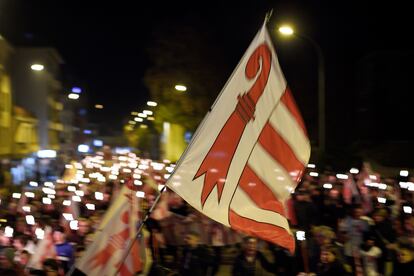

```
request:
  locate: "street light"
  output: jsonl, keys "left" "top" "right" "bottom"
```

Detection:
{"left": 175, "top": 84, "right": 187, "bottom": 92}
{"left": 31, "top": 64, "right": 44, "bottom": 71}
{"left": 278, "top": 25, "right": 326, "bottom": 154}
{"left": 68, "top": 93, "right": 80, "bottom": 100}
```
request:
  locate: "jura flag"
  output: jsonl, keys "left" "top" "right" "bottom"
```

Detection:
{"left": 76, "top": 184, "right": 143, "bottom": 276}
{"left": 166, "top": 22, "right": 310, "bottom": 253}
{"left": 27, "top": 226, "right": 57, "bottom": 270}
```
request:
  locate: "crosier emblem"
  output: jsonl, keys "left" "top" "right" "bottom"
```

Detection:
{"left": 193, "top": 43, "right": 272, "bottom": 207}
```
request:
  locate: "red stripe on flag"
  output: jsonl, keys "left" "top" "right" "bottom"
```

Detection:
{"left": 280, "top": 88, "right": 308, "bottom": 136}
{"left": 259, "top": 123, "right": 305, "bottom": 182}
{"left": 229, "top": 209, "right": 295, "bottom": 254}
{"left": 238, "top": 165, "right": 286, "bottom": 215}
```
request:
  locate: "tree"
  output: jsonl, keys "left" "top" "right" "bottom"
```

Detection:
{"left": 144, "top": 21, "right": 226, "bottom": 133}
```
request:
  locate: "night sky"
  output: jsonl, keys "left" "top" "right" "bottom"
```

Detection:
{"left": 1, "top": 1, "right": 413, "bottom": 161}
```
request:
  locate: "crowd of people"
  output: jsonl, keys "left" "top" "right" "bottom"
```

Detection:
{"left": 1, "top": 148, "right": 414, "bottom": 275}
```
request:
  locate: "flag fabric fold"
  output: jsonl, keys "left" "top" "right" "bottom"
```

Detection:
{"left": 166, "top": 21, "right": 310, "bottom": 254}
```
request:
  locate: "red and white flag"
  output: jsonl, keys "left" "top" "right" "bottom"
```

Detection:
{"left": 76, "top": 184, "right": 144, "bottom": 276}
{"left": 166, "top": 21, "right": 310, "bottom": 253}
{"left": 27, "top": 226, "right": 57, "bottom": 269}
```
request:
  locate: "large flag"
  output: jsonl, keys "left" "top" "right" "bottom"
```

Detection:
{"left": 166, "top": 21, "right": 310, "bottom": 253}
{"left": 75, "top": 184, "right": 144, "bottom": 276}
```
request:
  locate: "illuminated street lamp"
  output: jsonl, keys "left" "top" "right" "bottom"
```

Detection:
{"left": 147, "top": 101, "right": 157, "bottom": 107}
{"left": 95, "top": 104, "right": 104, "bottom": 109}
{"left": 278, "top": 25, "right": 326, "bottom": 154}
{"left": 72, "top": 87, "right": 82, "bottom": 93}
{"left": 175, "top": 84, "right": 187, "bottom": 92}
{"left": 68, "top": 93, "right": 80, "bottom": 100}
{"left": 31, "top": 64, "right": 44, "bottom": 71}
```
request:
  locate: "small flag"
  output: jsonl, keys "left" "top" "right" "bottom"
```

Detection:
{"left": 166, "top": 21, "right": 310, "bottom": 253}
{"left": 27, "top": 226, "right": 57, "bottom": 269}
{"left": 75, "top": 184, "right": 144, "bottom": 276}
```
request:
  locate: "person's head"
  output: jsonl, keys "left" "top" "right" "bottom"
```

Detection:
{"left": 77, "top": 218, "right": 90, "bottom": 236}
{"left": 19, "top": 250, "right": 30, "bottom": 266}
{"left": 16, "top": 217, "right": 27, "bottom": 232}
{"left": 8, "top": 202, "right": 17, "bottom": 213}
{"left": 43, "top": 258, "right": 59, "bottom": 276}
{"left": 397, "top": 238, "right": 414, "bottom": 264}
{"left": 0, "top": 231, "right": 11, "bottom": 246}
{"left": 403, "top": 216, "right": 414, "bottom": 233}
{"left": 313, "top": 226, "right": 335, "bottom": 246}
{"left": 398, "top": 248, "right": 414, "bottom": 264}
{"left": 0, "top": 247, "right": 15, "bottom": 268}
{"left": 184, "top": 231, "right": 200, "bottom": 248}
{"left": 373, "top": 208, "right": 387, "bottom": 223}
{"left": 364, "top": 235, "right": 376, "bottom": 248}
{"left": 320, "top": 246, "right": 337, "bottom": 264}
{"left": 310, "top": 185, "right": 321, "bottom": 196}
{"left": 328, "top": 188, "right": 340, "bottom": 200}
{"left": 243, "top": 236, "right": 258, "bottom": 257}
{"left": 13, "top": 235, "right": 28, "bottom": 250}
{"left": 295, "top": 188, "right": 308, "bottom": 201}
{"left": 53, "top": 225, "right": 66, "bottom": 244}
{"left": 352, "top": 206, "right": 363, "bottom": 219}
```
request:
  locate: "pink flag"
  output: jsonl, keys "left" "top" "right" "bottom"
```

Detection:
{"left": 76, "top": 184, "right": 144, "bottom": 276}
{"left": 166, "top": 21, "right": 310, "bottom": 253}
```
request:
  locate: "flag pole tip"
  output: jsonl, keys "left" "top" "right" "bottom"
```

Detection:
{"left": 265, "top": 9, "right": 274, "bottom": 23}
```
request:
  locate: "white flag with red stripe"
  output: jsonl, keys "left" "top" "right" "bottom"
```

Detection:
{"left": 75, "top": 184, "right": 144, "bottom": 276}
{"left": 166, "top": 21, "right": 310, "bottom": 253}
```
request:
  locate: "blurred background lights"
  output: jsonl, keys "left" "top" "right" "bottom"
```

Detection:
{"left": 175, "top": 84, "right": 187, "bottom": 91}
{"left": 68, "top": 93, "right": 80, "bottom": 100}
{"left": 403, "top": 206, "right": 412, "bottom": 214}
{"left": 26, "top": 215, "right": 35, "bottom": 225}
{"left": 136, "top": 191, "right": 145, "bottom": 198}
{"left": 35, "top": 228, "right": 44, "bottom": 240}
{"left": 31, "top": 64, "right": 44, "bottom": 71}
{"left": 400, "top": 170, "right": 409, "bottom": 177}
{"left": 37, "top": 150, "right": 57, "bottom": 158}
{"left": 350, "top": 168, "right": 359, "bottom": 174}
{"left": 78, "top": 144, "right": 90, "bottom": 153}
{"left": 5, "top": 226, "right": 13, "bottom": 237}
{"left": 93, "top": 139, "right": 103, "bottom": 147}
{"left": 147, "top": 101, "right": 157, "bottom": 106}
{"left": 323, "top": 183, "right": 333, "bottom": 189}
{"left": 71, "top": 87, "right": 82, "bottom": 93}
{"left": 95, "top": 192, "right": 104, "bottom": 200}
{"left": 70, "top": 220, "right": 79, "bottom": 230}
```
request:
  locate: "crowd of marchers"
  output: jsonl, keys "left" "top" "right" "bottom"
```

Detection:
{"left": 1, "top": 152, "right": 414, "bottom": 276}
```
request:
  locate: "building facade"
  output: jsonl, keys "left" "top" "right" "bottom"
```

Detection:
{"left": 11, "top": 47, "right": 64, "bottom": 151}
{"left": 0, "top": 35, "right": 13, "bottom": 157}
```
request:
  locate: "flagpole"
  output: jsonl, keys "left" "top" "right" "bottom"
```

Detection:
{"left": 264, "top": 9, "right": 273, "bottom": 23}
{"left": 112, "top": 185, "right": 166, "bottom": 276}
